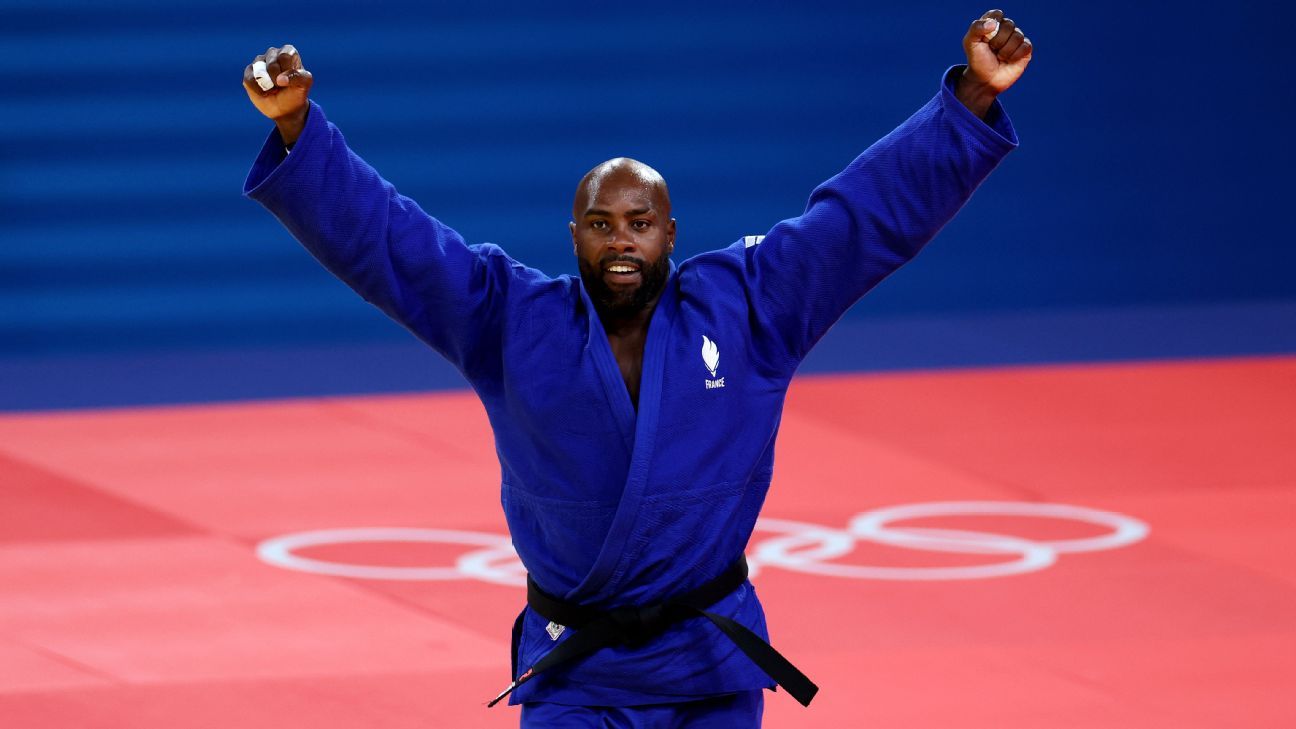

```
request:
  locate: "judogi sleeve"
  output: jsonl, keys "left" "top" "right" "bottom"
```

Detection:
{"left": 745, "top": 65, "right": 1019, "bottom": 369}
{"left": 243, "top": 100, "right": 510, "bottom": 376}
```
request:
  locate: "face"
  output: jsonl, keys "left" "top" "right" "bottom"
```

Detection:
{"left": 570, "top": 164, "right": 676, "bottom": 317}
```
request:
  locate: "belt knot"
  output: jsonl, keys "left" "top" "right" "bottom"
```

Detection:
{"left": 609, "top": 603, "right": 667, "bottom": 644}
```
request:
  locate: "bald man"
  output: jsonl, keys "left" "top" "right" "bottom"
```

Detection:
{"left": 243, "top": 10, "right": 1031, "bottom": 727}
{"left": 570, "top": 158, "right": 676, "bottom": 408}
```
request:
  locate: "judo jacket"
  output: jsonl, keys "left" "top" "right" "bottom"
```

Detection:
{"left": 245, "top": 64, "right": 1019, "bottom": 706}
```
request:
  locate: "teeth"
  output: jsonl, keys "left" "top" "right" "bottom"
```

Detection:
{"left": 608, "top": 266, "right": 637, "bottom": 273}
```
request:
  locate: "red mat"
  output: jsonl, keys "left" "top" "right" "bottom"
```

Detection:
{"left": 2, "top": 356, "right": 1293, "bottom": 727}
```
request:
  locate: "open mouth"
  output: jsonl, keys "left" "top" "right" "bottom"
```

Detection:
{"left": 603, "top": 262, "right": 641, "bottom": 285}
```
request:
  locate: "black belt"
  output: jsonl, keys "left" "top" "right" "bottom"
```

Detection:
{"left": 487, "top": 556, "right": 818, "bottom": 707}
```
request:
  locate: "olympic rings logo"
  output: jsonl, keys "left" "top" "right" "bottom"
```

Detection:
{"left": 255, "top": 501, "right": 1148, "bottom": 584}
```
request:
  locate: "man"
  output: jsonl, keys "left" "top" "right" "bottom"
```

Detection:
{"left": 242, "top": 9, "right": 1031, "bottom": 726}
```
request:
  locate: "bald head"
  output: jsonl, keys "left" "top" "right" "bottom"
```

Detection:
{"left": 572, "top": 157, "right": 672, "bottom": 221}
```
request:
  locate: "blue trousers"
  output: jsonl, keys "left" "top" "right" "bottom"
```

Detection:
{"left": 520, "top": 690, "right": 764, "bottom": 728}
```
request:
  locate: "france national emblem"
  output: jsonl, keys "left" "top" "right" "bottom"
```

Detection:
{"left": 546, "top": 621, "right": 565, "bottom": 640}
{"left": 702, "top": 335, "right": 724, "bottom": 389}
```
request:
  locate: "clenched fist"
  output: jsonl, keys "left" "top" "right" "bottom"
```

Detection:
{"left": 243, "top": 45, "right": 314, "bottom": 145}
{"left": 956, "top": 9, "right": 1033, "bottom": 119}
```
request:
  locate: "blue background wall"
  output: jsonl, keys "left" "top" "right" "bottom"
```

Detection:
{"left": 2, "top": 1, "right": 1292, "bottom": 405}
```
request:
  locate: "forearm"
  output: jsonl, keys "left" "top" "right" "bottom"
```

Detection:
{"left": 274, "top": 105, "right": 310, "bottom": 147}
{"left": 954, "top": 70, "right": 998, "bottom": 120}
{"left": 798, "top": 65, "right": 1018, "bottom": 270}
{"left": 243, "top": 101, "right": 502, "bottom": 366}
{"left": 749, "top": 65, "right": 1019, "bottom": 363}
{"left": 839, "top": 64, "right": 1017, "bottom": 258}
{"left": 246, "top": 101, "right": 429, "bottom": 315}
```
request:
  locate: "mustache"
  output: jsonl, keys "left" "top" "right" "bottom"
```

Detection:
{"left": 600, "top": 254, "right": 644, "bottom": 268}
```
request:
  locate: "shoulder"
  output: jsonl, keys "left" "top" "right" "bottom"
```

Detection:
{"left": 473, "top": 242, "right": 578, "bottom": 301}
{"left": 674, "top": 235, "right": 772, "bottom": 305}
{"left": 472, "top": 242, "right": 553, "bottom": 283}
{"left": 678, "top": 235, "right": 767, "bottom": 277}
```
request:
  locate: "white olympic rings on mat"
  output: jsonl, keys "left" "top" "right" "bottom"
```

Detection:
{"left": 256, "top": 527, "right": 525, "bottom": 586}
{"left": 255, "top": 501, "right": 1148, "bottom": 585}
{"left": 750, "top": 501, "right": 1147, "bottom": 580}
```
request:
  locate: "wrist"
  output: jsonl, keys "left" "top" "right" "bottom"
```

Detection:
{"left": 955, "top": 71, "right": 997, "bottom": 120}
{"left": 274, "top": 105, "right": 309, "bottom": 147}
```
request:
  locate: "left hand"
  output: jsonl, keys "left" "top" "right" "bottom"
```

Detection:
{"left": 957, "top": 9, "right": 1033, "bottom": 116}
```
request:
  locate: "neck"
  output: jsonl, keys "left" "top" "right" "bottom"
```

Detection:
{"left": 597, "top": 294, "right": 660, "bottom": 338}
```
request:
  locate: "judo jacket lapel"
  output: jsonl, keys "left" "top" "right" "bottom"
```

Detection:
{"left": 566, "top": 269, "right": 679, "bottom": 604}
{"left": 581, "top": 284, "right": 636, "bottom": 457}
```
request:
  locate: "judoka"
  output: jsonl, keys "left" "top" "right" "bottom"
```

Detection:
{"left": 242, "top": 8, "right": 1032, "bottom": 726}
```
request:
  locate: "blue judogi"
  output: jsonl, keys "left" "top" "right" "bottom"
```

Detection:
{"left": 245, "top": 64, "right": 1017, "bottom": 715}
{"left": 520, "top": 689, "right": 764, "bottom": 727}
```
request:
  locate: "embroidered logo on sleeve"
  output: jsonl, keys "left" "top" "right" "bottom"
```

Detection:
{"left": 546, "top": 621, "right": 565, "bottom": 640}
{"left": 702, "top": 335, "right": 724, "bottom": 389}
{"left": 743, "top": 235, "right": 765, "bottom": 247}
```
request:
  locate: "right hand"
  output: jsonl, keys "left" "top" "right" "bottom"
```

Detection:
{"left": 243, "top": 45, "right": 313, "bottom": 144}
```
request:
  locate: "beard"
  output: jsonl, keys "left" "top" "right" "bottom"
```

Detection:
{"left": 578, "top": 253, "right": 671, "bottom": 318}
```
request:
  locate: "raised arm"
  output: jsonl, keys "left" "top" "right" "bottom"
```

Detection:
{"left": 240, "top": 45, "right": 512, "bottom": 376}
{"left": 743, "top": 10, "right": 1032, "bottom": 368}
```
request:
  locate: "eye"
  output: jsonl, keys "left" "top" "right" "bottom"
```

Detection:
{"left": 632, "top": 220, "right": 650, "bottom": 230}
{"left": 590, "top": 220, "right": 608, "bottom": 230}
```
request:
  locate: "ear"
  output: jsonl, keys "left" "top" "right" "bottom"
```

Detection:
{"left": 569, "top": 220, "right": 577, "bottom": 254}
{"left": 667, "top": 218, "right": 677, "bottom": 253}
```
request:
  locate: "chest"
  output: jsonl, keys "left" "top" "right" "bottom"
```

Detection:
{"left": 606, "top": 332, "right": 647, "bottom": 408}
{"left": 492, "top": 281, "right": 790, "bottom": 503}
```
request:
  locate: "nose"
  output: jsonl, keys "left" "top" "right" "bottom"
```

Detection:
{"left": 606, "top": 225, "right": 637, "bottom": 252}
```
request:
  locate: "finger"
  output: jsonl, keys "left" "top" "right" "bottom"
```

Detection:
{"left": 1008, "top": 36, "right": 1034, "bottom": 63}
{"left": 243, "top": 63, "right": 261, "bottom": 95}
{"left": 252, "top": 62, "right": 275, "bottom": 91}
{"left": 247, "top": 54, "right": 275, "bottom": 93}
{"left": 989, "top": 17, "right": 1016, "bottom": 52}
{"left": 243, "top": 63, "right": 265, "bottom": 92}
{"left": 278, "top": 67, "right": 313, "bottom": 89}
{"left": 997, "top": 28, "right": 1026, "bottom": 60}
{"left": 964, "top": 17, "right": 1000, "bottom": 52}
{"left": 265, "top": 46, "right": 280, "bottom": 73}
{"left": 274, "top": 44, "right": 304, "bottom": 85}
{"left": 977, "top": 7, "right": 1005, "bottom": 42}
